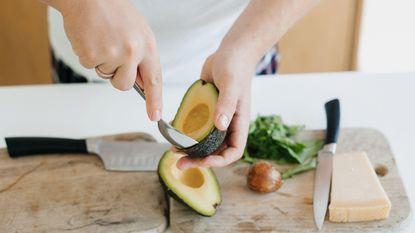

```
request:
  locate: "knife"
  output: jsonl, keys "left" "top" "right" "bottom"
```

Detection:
{"left": 5, "top": 137, "right": 170, "bottom": 171}
{"left": 313, "top": 99, "right": 341, "bottom": 230}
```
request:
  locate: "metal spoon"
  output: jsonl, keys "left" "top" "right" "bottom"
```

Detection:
{"left": 133, "top": 82, "right": 198, "bottom": 148}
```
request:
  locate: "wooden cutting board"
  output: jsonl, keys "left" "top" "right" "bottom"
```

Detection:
{"left": 0, "top": 133, "right": 167, "bottom": 233}
{"left": 170, "top": 128, "right": 411, "bottom": 233}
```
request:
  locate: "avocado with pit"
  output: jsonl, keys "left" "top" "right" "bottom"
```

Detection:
{"left": 158, "top": 150, "right": 222, "bottom": 216}
{"left": 172, "top": 80, "right": 227, "bottom": 157}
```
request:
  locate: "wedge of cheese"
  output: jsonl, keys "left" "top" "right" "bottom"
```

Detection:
{"left": 329, "top": 152, "right": 391, "bottom": 222}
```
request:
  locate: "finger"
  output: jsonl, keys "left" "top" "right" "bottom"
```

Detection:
{"left": 170, "top": 146, "right": 179, "bottom": 153}
{"left": 176, "top": 142, "right": 229, "bottom": 169}
{"left": 75, "top": 38, "right": 121, "bottom": 69}
{"left": 176, "top": 145, "right": 240, "bottom": 168}
{"left": 227, "top": 98, "right": 250, "bottom": 150}
{"left": 77, "top": 49, "right": 102, "bottom": 69}
{"left": 139, "top": 55, "right": 163, "bottom": 121}
{"left": 170, "top": 146, "right": 188, "bottom": 155}
{"left": 110, "top": 61, "right": 138, "bottom": 91}
{"left": 200, "top": 148, "right": 240, "bottom": 167}
{"left": 176, "top": 141, "right": 229, "bottom": 168}
{"left": 204, "top": 99, "right": 250, "bottom": 167}
{"left": 176, "top": 156, "right": 203, "bottom": 170}
{"left": 212, "top": 142, "right": 228, "bottom": 155}
{"left": 135, "top": 67, "right": 144, "bottom": 89}
{"left": 198, "top": 144, "right": 242, "bottom": 168}
{"left": 215, "top": 84, "right": 238, "bottom": 130}
{"left": 200, "top": 55, "right": 213, "bottom": 82}
{"left": 95, "top": 63, "right": 120, "bottom": 79}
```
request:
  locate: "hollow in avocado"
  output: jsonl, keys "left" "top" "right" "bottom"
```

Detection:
{"left": 172, "top": 80, "right": 227, "bottom": 157}
{"left": 158, "top": 150, "right": 222, "bottom": 216}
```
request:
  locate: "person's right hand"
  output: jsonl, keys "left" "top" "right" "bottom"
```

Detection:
{"left": 49, "top": 0, "right": 162, "bottom": 121}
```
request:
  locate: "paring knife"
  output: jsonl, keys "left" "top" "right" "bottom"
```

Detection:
{"left": 313, "top": 99, "right": 341, "bottom": 230}
{"left": 5, "top": 137, "right": 170, "bottom": 171}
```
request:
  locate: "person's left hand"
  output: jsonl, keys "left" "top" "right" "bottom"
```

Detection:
{"left": 176, "top": 50, "right": 256, "bottom": 169}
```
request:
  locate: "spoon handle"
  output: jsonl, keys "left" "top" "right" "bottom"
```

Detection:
{"left": 133, "top": 82, "right": 146, "bottom": 100}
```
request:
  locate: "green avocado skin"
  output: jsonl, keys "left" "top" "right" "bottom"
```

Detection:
{"left": 157, "top": 151, "right": 221, "bottom": 217}
{"left": 180, "top": 128, "right": 227, "bottom": 157}
{"left": 172, "top": 79, "right": 227, "bottom": 158}
{"left": 158, "top": 175, "right": 219, "bottom": 217}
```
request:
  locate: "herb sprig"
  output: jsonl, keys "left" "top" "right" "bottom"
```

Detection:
{"left": 243, "top": 115, "right": 323, "bottom": 179}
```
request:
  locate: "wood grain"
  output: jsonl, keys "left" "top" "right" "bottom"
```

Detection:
{"left": 0, "top": 133, "right": 167, "bottom": 233}
{"left": 170, "top": 128, "right": 411, "bottom": 233}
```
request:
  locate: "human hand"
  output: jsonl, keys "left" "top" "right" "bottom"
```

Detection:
{"left": 51, "top": 0, "right": 162, "bottom": 121}
{"left": 177, "top": 50, "right": 256, "bottom": 169}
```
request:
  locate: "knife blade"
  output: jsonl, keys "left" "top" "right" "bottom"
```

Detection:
{"left": 313, "top": 99, "right": 340, "bottom": 230}
{"left": 5, "top": 136, "right": 171, "bottom": 171}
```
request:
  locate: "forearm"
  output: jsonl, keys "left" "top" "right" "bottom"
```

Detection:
{"left": 40, "top": 0, "right": 83, "bottom": 13}
{"left": 219, "top": 0, "right": 318, "bottom": 65}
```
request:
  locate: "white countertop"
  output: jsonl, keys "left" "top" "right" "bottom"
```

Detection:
{"left": 1, "top": 71, "right": 414, "bottom": 231}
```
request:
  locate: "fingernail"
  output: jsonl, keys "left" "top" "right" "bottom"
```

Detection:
{"left": 153, "top": 109, "right": 161, "bottom": 121}
{"left": 218, "top": 114, "right": 229, "bottom": 129}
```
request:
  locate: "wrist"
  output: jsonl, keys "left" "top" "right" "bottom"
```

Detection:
{"left": 214, "top": 46, "right": 262, "bottom": 74}
{"left": 217, "top": 39, "right": 267, "bottom": 69}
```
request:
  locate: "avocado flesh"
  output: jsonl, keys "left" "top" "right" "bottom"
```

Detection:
{"left": 172, "top": 80, "right": 227, "bottom": 157}
{"left": 158, "top": 150, "right": 222, "bottom": 216}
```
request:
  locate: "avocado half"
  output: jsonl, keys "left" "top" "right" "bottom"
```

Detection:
{"left": 172, "top": 80, "right": 227, "bottom": 157}
{"left": 158, "top": 150, "right": 222, "bottom": 216}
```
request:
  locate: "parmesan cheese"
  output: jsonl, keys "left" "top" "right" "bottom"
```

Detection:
{"left": 329, "top": 152, "right": 391, "bottom": 222}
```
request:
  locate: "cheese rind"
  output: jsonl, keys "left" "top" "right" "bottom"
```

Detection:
{"left": 329, "top": 152, "right": 391, "bottom": 222}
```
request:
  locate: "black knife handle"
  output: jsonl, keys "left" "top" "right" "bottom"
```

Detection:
{"left": 5, "top": 137, "right": 88, "bottom": 158}
{"left": 324, "top": 99, "right": 341, "bottom": 144}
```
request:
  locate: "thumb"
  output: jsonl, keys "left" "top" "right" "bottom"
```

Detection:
{"left": 215, "top": 86, "right": 238, "bottom": 131}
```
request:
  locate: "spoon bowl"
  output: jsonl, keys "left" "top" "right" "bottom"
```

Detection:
{"left": 133, "top": 83, "right": 198, "bottom": 148}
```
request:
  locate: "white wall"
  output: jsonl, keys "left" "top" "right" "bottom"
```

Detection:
{"left": 358, "top": 0, "right": 415, "bottom": 73}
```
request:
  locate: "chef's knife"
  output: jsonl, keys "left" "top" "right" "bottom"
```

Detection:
{"left": 313, "top": 99, "right": 340, "bottom": 230}
{"left": 5, "top": 137, "right": 170, "bottom": 171}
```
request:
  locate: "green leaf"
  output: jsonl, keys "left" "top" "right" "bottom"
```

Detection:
{"left": 295, "top": 139, "right": 324, "bottom": 164}
{"left": 243, "top": 115, "right": 324, "bottom": 179}
{"left": 282, "top": 158, "right": 317, "bottom": 180}
{"left": 242, "top": 148, "right": 258, "bottom": 164}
